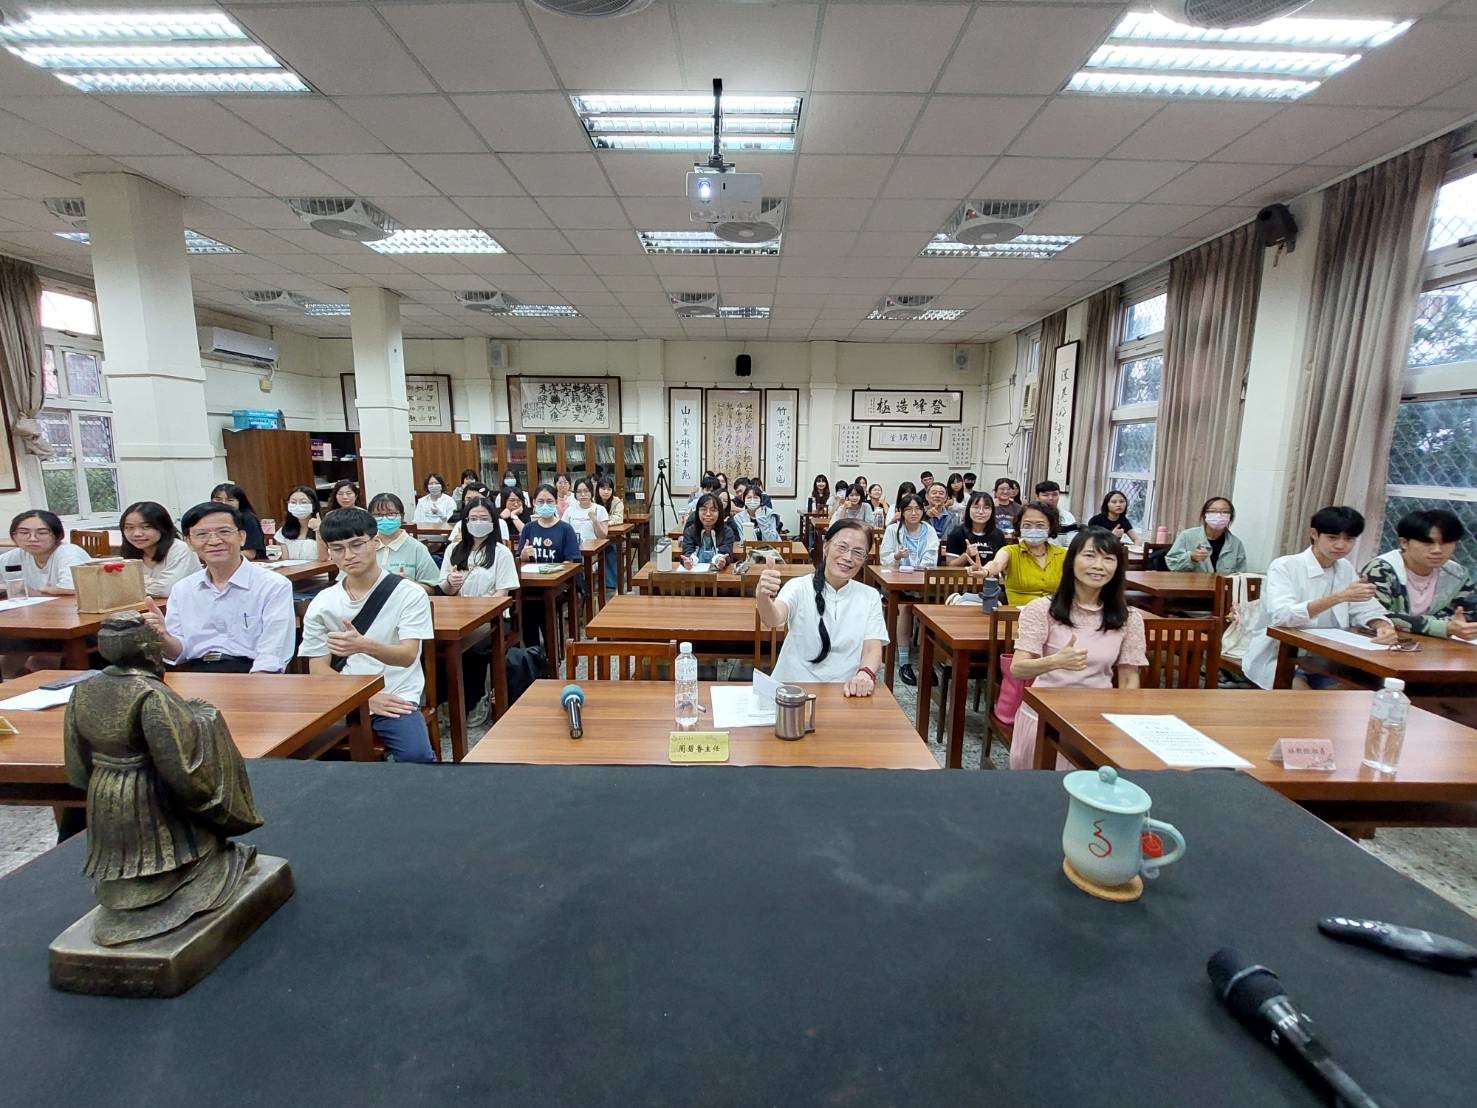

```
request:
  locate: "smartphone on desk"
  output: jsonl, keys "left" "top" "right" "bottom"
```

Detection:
{"left": 40, "top": 670, "right": 100, "bottom": 691}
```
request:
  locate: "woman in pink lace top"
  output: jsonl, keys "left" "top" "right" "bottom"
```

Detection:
{"left": 1008, "top": 527, "right": 1148, "bottom": 769}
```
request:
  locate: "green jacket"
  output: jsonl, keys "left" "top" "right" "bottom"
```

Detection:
{"left": 1361, "top": 550, "right": 1475, "bottom": 639}
{"left": 1164, "top": 526, "right": 1248, "bottom": 575}
{"left": 376, "top": 532, "right": 440, "bottom": 586}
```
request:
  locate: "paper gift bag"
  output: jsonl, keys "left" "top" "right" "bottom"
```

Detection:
{"left": 73, "top": 559, "right": 147, "bottom": 614}
{"left": 655, "top": 539, "right": 673, "bottom": 571}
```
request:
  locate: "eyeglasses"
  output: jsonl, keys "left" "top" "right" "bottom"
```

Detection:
{"left": 188, "top": 528, "right": 241, "bottom": 542}
{"left": 830, "top": 544, "right": 869, "bottom": 562}
{"left": 326, "top": 537, "right": 376, "bottom": 559}
{"left": 13, "top": 529, "right": 55, "bottom": 540}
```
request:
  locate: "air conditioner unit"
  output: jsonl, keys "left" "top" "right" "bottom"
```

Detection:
{"left": 874, "top": 294, "right": 933, "bottom": 321}
{"left": 456, "top": 290, "right": 518, "bottom": 314}
{"left": 287, "top": 197, "right": 397, "bottom": 242}
{"left": 945, "top": 200, "right": 1040, "bottom": 247}
{"left": 242, "top": 290, "right": 308, "bottom": 310}
{"left": 1150, "top": 0, "right": 1310, "bottom": 28}
{"left": 198, "top": 327, "right": 277, "bottom": 365}
{"left": 529, "top": 0, "right": 655, "bottom": 16}
{"left": 712, "top": 197, "right": 784, "bottom": 245}
{"left": 44, "top": 197, "right": 88, "bottom": 228}
{"left": 671, "top": 292, "right": 719, "bottom": 318}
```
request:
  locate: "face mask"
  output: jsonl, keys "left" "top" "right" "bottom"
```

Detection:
{"left": 288, "top": 503, "right": 313, "bottom": 519}
{"left": 1020, "top": 527, "right": 1050, "bottom": 545}
{"left": 427, "top": 483, "right": 442, "bottom": 495}
{"left": 745, "top": 499, "right": 760, "bottom": 511}
{"left": 375, "top": 516, "right": 401, "bottom": 536}
{"left": 536, "top": 503, "right": 558, "bottom": 520}
{"left": 1205, "top": 513, "right": 1231, "bottom": 530}
{"left": 467, "top": 519, "right": 495, "bottom": 539}
{"left": 504, "top": 476, "right": 516, "bottom": 487}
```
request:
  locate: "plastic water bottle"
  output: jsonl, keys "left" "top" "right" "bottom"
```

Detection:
{"left": 1000, "top": 517, "right": 1015, "bottom": 543}
{"left": 674, "top": 641, "right": 699, "bottom": 728}
{"left": 1362, "top": 677, "right": 1409, "bottom": 774}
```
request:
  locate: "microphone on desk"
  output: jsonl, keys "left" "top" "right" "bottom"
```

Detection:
{"left": 1207, "top": 948, "right": 1382, "bottom": 1108}
{"left": 561, "top": 683, "right": 585, "bottom": 739}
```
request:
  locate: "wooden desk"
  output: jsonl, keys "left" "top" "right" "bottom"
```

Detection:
{"left": 516, "top": 562, "right": 582, "bottom": 677}
{"left": 733, "top": 540, "right": 807, "bottom": 560}
{"left": 430, "top": 595, "right": 510, "bottom": 762}
{"left": 630, "top": 561, "right": 814, "bottom": 594}
{"left": 465, "top": 681, "right": 938, "bottom": 770}
{"left": 865, "top": 565, "right": 962, "bottom": 686}
{"left": 266, "top": 558, "right": 335, "bottom": 584}
{"left": 586, "top": 595, "right": 768, "bottom": 645}
{"left": 1024, "top": 687, "right": 1477, "bottom": 827}
{"left": 913, "top": 603, "right": 1013, "bottom": 770}
{"left": 1269, "top": 626, "right": 1477, "bottom": 695}
{"left": 624, "top": 513, "right": 651, "bottom": 565}
{"left": 0, "top": 597, "right": 146, "bottom": 669}
{"left": 0, "top": 669, "right": 383, "bottom": 805}
{"left": 580, "top": 538, "right": 610, "bottom": 617}
{"left": 1124, "top": 570, "right": 1215, "bottom": 614}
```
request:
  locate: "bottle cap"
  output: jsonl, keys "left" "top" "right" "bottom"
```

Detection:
{"left": 680, "top": 641, "right": 692, "bottom": 654}
{"left": 1385, "top": 677, "right": 1405, "bottom": 692}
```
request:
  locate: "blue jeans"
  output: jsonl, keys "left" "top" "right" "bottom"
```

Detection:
{"left": 1296, "top": 669, "right": 1341, "bottom": 691}
{"left": 603, "top": 547, "right": 619, "bottom": 592}
{"left": 373, "top": 711, "right": 435, "bottom": 763}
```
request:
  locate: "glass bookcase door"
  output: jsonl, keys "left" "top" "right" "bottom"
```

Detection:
{"left": 623, "top": 434, "right": 648, "bottom": 507}
{"left": 563, "top": 434, "right": 588, "bottom": 480}
{"left": 503, "top": 434, "right": 529, "bottom": 489}
{"left": 590, "top": 434, "right": 617, "bottom": 481}
{"left": 476, "top": 435, "right": 500, "bottom": 487}
{"left": 534, "top": 433, "right": 559, "bottom": 489}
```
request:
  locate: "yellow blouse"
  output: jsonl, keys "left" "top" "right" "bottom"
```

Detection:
{"left": 1003, "top": 542, "right": 1067, "bottom": 606}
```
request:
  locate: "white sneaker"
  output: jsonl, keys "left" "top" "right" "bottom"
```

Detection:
{"left": 467, "top": 698, "right": 491, "bottom": 728}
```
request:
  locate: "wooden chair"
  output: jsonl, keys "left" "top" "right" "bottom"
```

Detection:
{"left": 568, "top": 639, "right": 677, "bottom": 681}
{"left": 982, "top": 606, "right": 1022, "bottom": 765}
{"left": 70, "top": 528, "right": 112, "bottom": 557}
{"left": 1140, "top": 617, "right": 1221, "bottom": 690}
{"left": 922, "top": 567, "right": 973, "bottom": 604}
{"left": 421, "top": 646, "right": 442, "bottom": 761}
{"left": 647, "top": 570, "right": 720, "bottom": 598}
{"left": 753, "top": 609, "right": 783, "bottom": 674}
{"left": 746, "top": 543, "right": 808, "bottom": 565}
{"left": 1211, "top": 573, "right": 1263, "bottom": 682}
{"left": 1141, "top": 540, "right": 1173, "bottom": 571}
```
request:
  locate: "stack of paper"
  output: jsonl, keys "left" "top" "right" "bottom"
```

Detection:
{"left": 1103, "top": 714, "right": 1253, "bottom": 769}
{"left": 0, "top": 596, "right": 58, "bottom": 613}
{"left": 0, "top": 685, "right": 77, "bottom": 711}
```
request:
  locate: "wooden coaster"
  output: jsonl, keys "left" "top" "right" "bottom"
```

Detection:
{"left": 1062, "top": 857, "right": 1143, "bottom": 902}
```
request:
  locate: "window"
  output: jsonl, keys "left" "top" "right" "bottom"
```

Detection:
{"left": 37, "top": 286, "right": 117, "bottom": 518}
{"left": 1108, "top": 286, "right": 1167, "bottom": 525}
{"left": 1378, "top": 166, "right": 1477, "bottom": 570}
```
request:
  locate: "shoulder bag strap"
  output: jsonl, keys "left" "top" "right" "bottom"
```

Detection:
{"left": 330, "top": 574, "right": 408, "bottom": 672}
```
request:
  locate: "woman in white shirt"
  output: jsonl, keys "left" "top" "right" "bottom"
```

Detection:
{"left": 562, "top": 477, "right": 609, "bottom": 545}
{"left": 756, "top": 518, "right": 886, "bottom": 696}
{"left": 2, "top": 510, "right": 91, "bottom": 595}
{"left": 439, "top": 500, "right": 520, "bottom": 725}
{"left": 274, "top": 485, "right": 323, "bottom": 560}
{"left": 119, "top": 500, "right": 200, "bottom": 598}
{"left": 412, "top": 472, "right": 457, "bottom": 526}
{"left": 830, "top": 482, "right": 870, "bottom": 525}
{"left": 877, "top": 494, "right": 940, "bottom": 685}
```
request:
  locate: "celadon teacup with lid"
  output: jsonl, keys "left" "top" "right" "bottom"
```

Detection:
{"left": 1063, "top": 766, "right": 1186, "bottom": 890}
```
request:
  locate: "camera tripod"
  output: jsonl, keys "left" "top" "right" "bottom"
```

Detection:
{"left": 651, "top": 459, "right": 682, "bottom": 534}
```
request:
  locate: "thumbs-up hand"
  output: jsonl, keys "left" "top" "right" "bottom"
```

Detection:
{"left": 757, "top": 567, "right": 782, "bottom": 600}
{"left": 1053, "top": 634, "right": 1089, "bottom": 672}
{"left": 325, "top": 614, "right": 368, "bottom": 658}
{"left": 1341, "top": 578, "right": 1378, "bottom": 604}
{"left": 1449, "top": 605, "right": 1477, "bottom": 641}
{"left": 141, "top": 596, "right": 166, "bottom": 635}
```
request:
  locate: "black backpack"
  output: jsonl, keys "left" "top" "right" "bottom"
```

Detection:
{"left": 504, "top": 645, "right": 545, "bottom": 706}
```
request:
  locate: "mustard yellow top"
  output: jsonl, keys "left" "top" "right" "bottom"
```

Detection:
{"left": 1002, "top": 542, "right": 1067, "bottom": 607}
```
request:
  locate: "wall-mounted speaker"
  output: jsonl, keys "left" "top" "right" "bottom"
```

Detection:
{"left": 489, "top": 340, "right": 509, "bottom": 370}
{"left": 736, "top": 353, "right": 752, "bottom": 378}
{"left": 1256, "top": 204, "right": 1297, "bottom": 252}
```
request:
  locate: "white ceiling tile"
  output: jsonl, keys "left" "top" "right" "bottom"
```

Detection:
{"left": 782, "top": 231, "right": 859, "bottom": 257}
{"left": 1092, "top": 204, "right": 1214, "bottom": 237}
{"left": 230, "top": 7, "right": 436, "bottom": 95}
{"left": 1109, "top": 103, "right": 1281, "bottom": 162}
{"left": 882, "top": 156, "right": 992, "bottom": 199}
{"left": 308, "top": 154, "right": 437, "bottom": 196}
{"left": 813, "top": 3, "right": 970, "bottom": 92}
{"left": 102, "top": 96, "right": 287, "bottom": 155}
{"left": 1056, "top": 236, "right": 1159, "bottom": 262}
{"left": 1170, "top": 209, "right": 1258, "bottom": 242}
{"left": 650, "top": 256, "right": 716, "bottom": 279}
{"left": 209, "top": 155, "right": 349, "bottom": 196}
{"left": 374, "top": 197, "right": 478, "bottom": 228}
{"left": 1422, "top": 70, "right": 1477, "bottom": 109}
{"left": 528, "top": 4, "right": 683, "bottom": 90}
{"left": 116, "top": 156, "right": 265, "bottom": 198}
{"left": 618, "top": 196, "right": 693, "bottom": 227}
{"left": 792, "top": 155, "right": 895, "bottom": 198}
{"left": 1, "top": 97, "right": 187, "bottom": 156}
{"left": 586, "top": 255, "right": 654, "bottom": 275}
{"left": 222, "top": 100, "right": 389, "bottom": 154}
{"left": 1309, "top": 109, "right": 1471, "bottom": 167}
{"left": 1237, "top": 164, "right": 1344, "bottom": 207}
{"left": 800, "top": 95, "right": 924, "bottom": 154}
{"left": 1008, "top": 100, "right": 1162, "bottom": 160}
{"left": 377, "top": 2, "right": 559, "bottom": 92}
{"left": 1057, "top": 160, "right": 1194, "bottom": 203}
{"left": 851, "top": 231, "right": 929, "bottom": 256}
{"left": 863, "top": 198, "right": 958, "bottom": 232}
{"left": 604, "top": 274, "right": 665, "bottom": 293}
{"left": 518, "top": 254, "right": 593, "bottom": 275}
{"left": 905, "top": 96, "right": 1045, "bottom": 156}
{"left": 1029, "top": 201, "right": 1129, "bottom": 234}
{"left": 0, "top": 155, "right": 93, "bottom": 195}
{"left": 0, "top": 110, "right": 94, "bottom": 156}
{"left": 493, "top": 228, "right": 576, "bottom": 254}
{"left": 974, "top": 157, "right": 1093, "bottom": 201}
{"left": 333, "top": 96, "right": 486, "bottom": 154}
{"left": 939, "top": 6, "right": 1119, "bottom": 96}
{"left": 600, "top": 152, "right": 695, "bottom": 197}
{"left": 414, "top": 156, "right": 525, "bottom": 196}
{"left": 784, "top": 197, "right": 873, "bottom": 231}
{"left": 503, "top": 154, "right": 612, "bottom": 196}
{"left": 1147, "top": 162, "right": 1287, "bottom": 205}
{"left": 201, "top": 197, "right": 304, "bottom": 230}
{"left": 564, "top": 230, "right": 644, "bottom": 255}
{"left": 1211, "top": 107, "right": 1400, "bottom": 164}
{"left": 674, "top": 3, "right": 820, "bottom": 91}
{"left": 19, "top": 155, "right": 129, "bottom": 180}
{"left": 546, "top": 275, "right": 608, "bottom": 293}
{"left": 535, "top": 197, "right": 631, "bottom": 229}
{"left": 452, "top": 93, "right": 591, "bottom": 154}
{"left": 1306, "top": 19, "right": 1477, "bottom": 107}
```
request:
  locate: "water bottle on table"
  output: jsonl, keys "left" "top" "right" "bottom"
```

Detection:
{"left": 674, "top": 641, "right": 699, "bottom": 728}
{"left": 1362, "top": 677, "right": 1408, "bottom": 774}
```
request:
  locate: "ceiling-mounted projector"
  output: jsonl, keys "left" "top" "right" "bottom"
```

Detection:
{"left": 1149, "top": 0, "right": 1311, "bottom": 28}
{"left": 687, "top": 169, "right": 763, "bottom": 225}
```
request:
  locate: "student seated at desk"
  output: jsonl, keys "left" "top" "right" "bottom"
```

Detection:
{"left": 1361, "top": 508, "right": 1476, "bottom": 642}
{"left": 330, "top": 479, "right": 360, "bottom": 511}
{"left": 563, "top": 477, "right": 610, "bottom": 544}
{"left": 119, "top": 500, "right": 200, "bottom": 598}
{"left": 554, "top": 473, "right": 573, "bottom": 518}
{"left": 944, "top": 493, "right": 1007, "bottom": 568}
{"left": 413, "top": 473, "right": 457, "bottom": 526}
{"left": 368, "top": 493, "right": 439, "bottom": 589}
{"left": 452, "top": 468, "right": 481, "bottom": 511}
{"left": 887, "top": 482, "right": 917, "bottom": 525}
{"left": 878, "top": 494, "right": 939, "bottom": 686}
{"left": 2, "top": 510, "right": 90, "bottom": 595}
{"left": 1087, "top": 489, "right": 1142, "bottom": 546}
{"left": 498, "top": 488, "right": 528, "bottom": 544}
{"left": 866, "top": 483, "right": 889, "bottom": 528}
{"left": 142, "top": 502, "right": 295, "bottom": 674}
{"left": 993, "top": 478, "right": 1024, "bottom": 530}
{"left": 1034, "top": 481, "right": 1077, "bottom": 545}
{"left": 516, "top": 484, "right": 582, "bottom": 653}
{"left": 806, "top": 474, "right": 831, "bottom": 515}
{"left": 831, "top": 482, "right": 871, "bottom": 525}
{"left": 1243, "top": 505, "right": 1399, "bottom": 690}
{"left": 737, "top": 487, "right": 783, "bottom": 543}
{"left": 595, "top": 477, "right": 624, "bottom": 593}
{"left": 1165, "top": 496, "right": 1248, "bottom": 574}
{"left": 981, "top": 502, "right": 1067, "bottom": 606}
{"left": 756, "top": 518, "right": 885, "bottom": 697}
{"left": 274, "top": 485, "right": 322, "bottom": 560}
{"left": 923, "top": 481, "right": 953, "bottom": 539}
{"left": 680, "top": 493, "right": 739, "bottom": 570}
{"left": 209, "top": 483, "right": 268, "bottom": 561}
{"left": 300, "top": 508, "right": 436, "bottom": 763}
{"left": 1008, "top": 528, "right": 1148, "bottom": 770}
{"left": 440, "top": 500, "right": 520, "bottom": 727}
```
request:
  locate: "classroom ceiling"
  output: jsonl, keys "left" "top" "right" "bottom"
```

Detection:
{"left": 0, "top": 0, "right": 1474, "bottom": 344}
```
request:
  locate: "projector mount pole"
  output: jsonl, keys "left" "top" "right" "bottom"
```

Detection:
{"left": 704, "top": 77, "right": 733, "bottom": 173}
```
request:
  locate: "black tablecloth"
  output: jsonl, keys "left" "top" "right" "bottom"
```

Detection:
{"left": 1, "top": 761, "right": 1473, "bottom": 1106}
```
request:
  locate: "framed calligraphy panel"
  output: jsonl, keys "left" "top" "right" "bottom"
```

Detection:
{"left": 667, "top": 387, "right": 703, "bottom": 496}
{"left": 869, "top": 425, "right": 943, "bottom": 451}
{"left": 1046, "top": 341, "right": 1079, "bottom": 486}
{"left": 508, "top": 375, "right": 620, "bottom": 433}
{"left": 341, "top": 373, "right": 454, "bottom": 432}
{"left": 704, "top": 388, "right": 763, "bottom": 483}
{"left": 852, "top": 388, "right": 962, "bottom": 423}
{"left": 762, "top": 388, "right": 798, "bottom": 498}
{"left": 837, "top": 424, "right": 864, "bottom": 466}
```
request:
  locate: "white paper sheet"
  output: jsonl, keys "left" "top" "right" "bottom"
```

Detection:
{"left": 268, "top": 559, "right": 313, "bottom": 568}
{"left": 1102, "top": 713, "right": 1253, "bottom": 769}
{"left": 711, "top": 684, "right": 777, "bottom": 729}
{"left": 1301, "top": 627, "right": 1389, "bottom": 652}
{"left": 0, "top": 685, "right": 76, "bottom": 711}
{"left": 0, "top": 596, "right": 58, "bottom": 613}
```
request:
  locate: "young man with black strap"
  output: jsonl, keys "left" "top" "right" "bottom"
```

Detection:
{"left": 299, "top": 507, "right": 437, "bottom": 763}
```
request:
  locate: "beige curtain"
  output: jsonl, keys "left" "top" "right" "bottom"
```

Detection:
{"left": 0, "top": 257, "right": 53, "bottom": 459}
{"left": 1024, "top": 309, "right": 1066, "bottom": 491}
{"left": 1153, "top": 224, "right": 1263, "bottom": 529}
{"left": 1278, "top": 136, "right": 1451, "bottom": 552}
{"left": 1067, "top": 286, "right": 1121, "bottom": 511}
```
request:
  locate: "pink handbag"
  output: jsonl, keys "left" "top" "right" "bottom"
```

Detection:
{"left": 992, "top": 654, "right": 1032, "bottom": 726}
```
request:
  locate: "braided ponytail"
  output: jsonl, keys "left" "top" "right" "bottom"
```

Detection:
{"left": 809, "top": 518, "right": 871, "bottom": 666}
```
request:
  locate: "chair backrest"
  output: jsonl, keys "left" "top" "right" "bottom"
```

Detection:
{"left": 1211, "top": 572, "right": 1264, "bottom": 636}
{"left": 70, "top": 528, "right": 111, "bottom": 557}
{"left": 922, "top": 566, "right": 973, "bottom": 605}
{"left": 983, "top": 605, "right": 1021, "bottom": 707}
{"left": 568, "top": 639, "right": 678, "bottom": 681}
{"left": 1140, "top": 616, "right": 1221, "bottom": 690}
{"left": 647, "top": 570, "right": 719, "bottom": 597}
{"left": 753, "top": 609, "right": 783, "bottom": 673}
{"left": 1141, "top": 540, "right": 1172, "bottom": 571}
{"left": 747, "top": 543, "right": 807, "bottom": 565}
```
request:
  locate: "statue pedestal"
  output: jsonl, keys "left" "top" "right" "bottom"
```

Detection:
{"left": 49, "top": 855, "right": 294, "bottom": 997}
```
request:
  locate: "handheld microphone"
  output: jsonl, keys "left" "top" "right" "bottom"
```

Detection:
{"left": 560, "top": 683, "right": 585, "bottom": 739}
{"left": 1207, "top": 948, "right": 1382, "bottom": 1108}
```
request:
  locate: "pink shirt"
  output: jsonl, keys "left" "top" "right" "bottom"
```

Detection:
{"left": 1405, "top": 568, "right": 1439, "bottom": 616}
{"left": 1015, "top": 598, "right": 1148, "bottom": 688}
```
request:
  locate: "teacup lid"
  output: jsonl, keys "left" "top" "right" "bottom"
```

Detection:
{"left": 1063, "top": 766, "right": 1151, "bottom": 815}
{"left": 774, "top": 684, "right": 808, "bottom": 706}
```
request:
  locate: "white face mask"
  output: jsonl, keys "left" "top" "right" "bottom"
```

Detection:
{"left": 467, "top": 519, "right": 496, "bottom": 539}
{"left": 745, "top": 499, "right": 760, "bottom": 511}
{"left": 288, "top": 503, "right": 314, "bottom": 519}
{"left": 1204, "top": 513, "right": 1231, "bottom": 530}
{"left": 427, "top": 483, "right": 442, "bottom": 495}
{"left": 1020, "top": 527, "right": 1050, "bottom": 545}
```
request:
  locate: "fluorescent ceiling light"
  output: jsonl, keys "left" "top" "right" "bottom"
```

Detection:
{"left": 11, "top": 43, "right": 277, "bottom": 68}
{"left": 55, "top": 69, "right": 308, "bottom": 93}
{"left": 864, "top": 308, "right": 969, "bottom": 322}
{"left": 302, "top": 303, "right": 351, "bottom": 317}
{"left": 921, "top": 234, "right": 1078, "bottom": 260}
{"left": 0, "top": 11, "right": 244, "bottom": 42}
{"left": 1068, "top": 11, "right": 1414, "bottom": 101}
{"left": 366, "top": 229, "right": 506, "bottom": 254}
{"left": 572, "top": 93, "right": 802, "bottom": 153}
{"left": 55, "top": 228, "right": 240, "bottom": 254}
{"left": 505, "top": 305, "right": 580, "bottom": 317}
{"left": 718, "top": 306, "right": 770, "bottom": 319}
{"left": 639, "top": 230, "right": 781, "bottom": 256}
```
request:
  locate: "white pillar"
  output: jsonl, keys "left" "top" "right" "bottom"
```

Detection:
{"left": 80, "top": 172, "right": 214, "bottom": 516}
{"left": 459, "top": 336, "right": 494, "bottom": 432}
{"left": 348, "top": 286, "right": 414, "bottom": 500}
{"left": 806, "top": 340, "right": 838, "bottom": 484}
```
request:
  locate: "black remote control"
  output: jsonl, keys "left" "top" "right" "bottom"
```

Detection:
{"left": 1319, "top": 916, "right": 1477, "bottom": 973}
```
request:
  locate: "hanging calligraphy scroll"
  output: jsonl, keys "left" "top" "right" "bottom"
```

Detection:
{"left": 869, "top": 425, "right": 943, "bottom": 451}
{"left": 762, "top": 388, "right": 798, "bottom": 498}
{"left": 837, "top": 423, "right": 864, "bottom": 466}
{"left": 1046, "top": 341, "right": 1079, "bottom": 486}
{"left": 508, "top": 375, "right": 620, "bottom": 433}
{"left": 667, "top": 387, "right": 703, "bottom": 495}
{"left": 704, "top": 388, "right": 763, "bottom": 484}
{"left": 852, "top": 388, "right": 962, "bottom": 423}
{"left": 341, "top": 373, "right": 454, "bottom": 432}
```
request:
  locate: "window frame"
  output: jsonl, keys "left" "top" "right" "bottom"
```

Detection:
{"left": 37, "top": 284, "right": 118, "bottom": 521}
{"left": 1108, "top": 279, "right": 1167, "bottom": 525}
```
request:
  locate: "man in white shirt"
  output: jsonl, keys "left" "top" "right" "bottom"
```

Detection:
{"left": 1243, "top": 505, "right": 1399, "bottom": 690}
{"left": 142, "top": 502, "right": 295, "bottom": 674}
{"left": 300, "top": 507, "right": 437, "bottom": 763}
{"left": 1035, "top": 481, "right": 1078, "bottom": 546}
